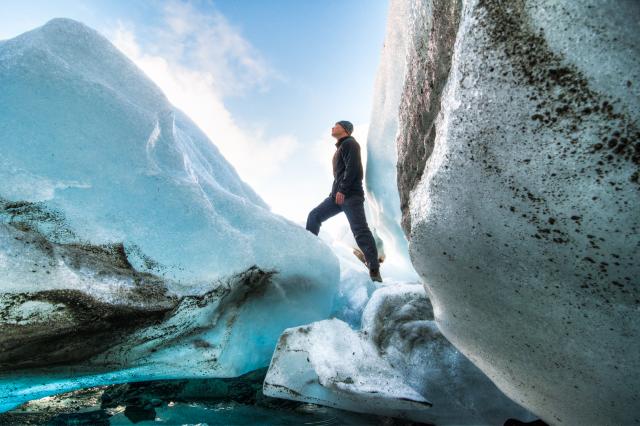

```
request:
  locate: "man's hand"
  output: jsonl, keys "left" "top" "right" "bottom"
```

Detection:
{"left": 335, "top": 192, "right": 345, "bottom": 205}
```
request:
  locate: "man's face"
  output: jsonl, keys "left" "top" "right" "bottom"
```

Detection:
{"left": 331, "top": 123, "right": 347, "bottom": 138}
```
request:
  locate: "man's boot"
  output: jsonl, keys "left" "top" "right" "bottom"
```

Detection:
{"left": 369, "top": 266, "right": 382, "bottom": 283}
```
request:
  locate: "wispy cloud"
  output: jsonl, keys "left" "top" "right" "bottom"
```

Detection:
{"left": 153, "top": 0, "right": 278, "bottom": 97}
{"left": 109, "top": 0, "right": 297, "bottom": 203}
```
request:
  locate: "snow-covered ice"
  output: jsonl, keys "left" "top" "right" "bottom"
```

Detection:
{"left": 0, "top": 17, "right": 336, "bottom": 288}
{"left": 263, "top": 318, "right": 432, "bottom": 422}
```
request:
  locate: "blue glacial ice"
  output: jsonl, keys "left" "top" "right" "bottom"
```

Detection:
{"left": 363, "top": 0, "right": 418, "bottom": 282}
{"left": 0, "top": 18, "right": 339, "bottom": 412}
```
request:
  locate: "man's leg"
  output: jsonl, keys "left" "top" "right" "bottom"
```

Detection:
{"left": 306, "top": 196, "right": 342, "bottom": 235}
{"left": 341, "top": 195, "right": 379, "bottom": 270}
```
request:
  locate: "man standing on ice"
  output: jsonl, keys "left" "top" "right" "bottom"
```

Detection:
{"left": 305, "top": 120, "right": 382, "bottom": 282}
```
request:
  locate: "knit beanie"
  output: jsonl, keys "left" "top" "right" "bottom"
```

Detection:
{"left": 336, "top": 120, "right": 354, "bottom": 135}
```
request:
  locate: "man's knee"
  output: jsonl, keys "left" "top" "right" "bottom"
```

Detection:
{"left": 306, "top": 209, "right": 321, "bottom": 235}
{"left": 307, "top": 208, "right": 321, "bottom": 224}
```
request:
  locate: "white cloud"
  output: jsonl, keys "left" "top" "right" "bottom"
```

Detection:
{"left": 154, "top": 0, "right": 279, "bottom": 97}
{"left": 108, "top": 1, "right": 298, "bottom": 205}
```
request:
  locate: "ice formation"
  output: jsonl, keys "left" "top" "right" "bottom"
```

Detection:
{"left": 0, "top": 18, "right": 339, "bottom": 412}
{"left": 264, "top": 284, "right": 534, "bottom": 424}
{"left": 396, "top": 0, "right": 640, "bottom": 424}
{"left": 364, "top": 0, "right": 418, "bottom": 281}
{"left": 263, "top": 319, "right": 433, "bottom": 422}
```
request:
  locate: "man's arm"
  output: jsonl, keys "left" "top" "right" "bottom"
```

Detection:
{"left": 338, "top": 140, "right": 361, "bottom": 195}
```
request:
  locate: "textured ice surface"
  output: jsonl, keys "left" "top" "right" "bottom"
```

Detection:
{"left": 361, "top": 284, "right": 533, "bottom": 424}
{"left": 0, "top": 19, "right": 338, "bottom": 412}
{"left": 396, "top": 0, "right": 640, "bottom": 424}
{"left": 364, "top": 0, "right": 418, "bottom": 281}
{"left": 263, "top": 318, "right": 432, "bottom": 422}
{"left": 264, "top": 283, "right": 534, "bottom": 424}
{"left": 323, "top": 229, "right": 382, "bottom": 328}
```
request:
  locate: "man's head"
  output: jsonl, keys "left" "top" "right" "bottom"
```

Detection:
{"left": 332, "top": 120, "right": 354, "bottom": 139}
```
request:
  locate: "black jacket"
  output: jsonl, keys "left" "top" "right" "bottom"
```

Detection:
{"left": 330, "top": 135, "right": 365, "bottom": 198}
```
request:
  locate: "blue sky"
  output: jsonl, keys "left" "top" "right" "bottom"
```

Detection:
{"left": 1, "top": 0, "right": 389, "bottom": 223}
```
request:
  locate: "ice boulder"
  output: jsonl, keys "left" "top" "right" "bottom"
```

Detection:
{"left": 264, "top": 283, "right": 534, "bottom": 424}
{"left": 395, "top": 0, "right": 640, "bottom": 424}
{"left": 263, "top": 318, "right": 432, "bottom": 422}
{"left": 0, "top": 18, "right": 339, "bottom": 411}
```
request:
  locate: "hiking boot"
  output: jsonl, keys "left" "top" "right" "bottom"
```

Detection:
{"left": 369, "top": 267, "right": 382, "bottom": 283}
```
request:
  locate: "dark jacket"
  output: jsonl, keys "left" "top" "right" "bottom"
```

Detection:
{"left": 330, "top": 135, "right": 365, "bottom": 198}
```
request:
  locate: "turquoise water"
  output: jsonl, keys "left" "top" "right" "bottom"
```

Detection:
{"left": 0, "top": 371, "right": 424, "bottom": 426}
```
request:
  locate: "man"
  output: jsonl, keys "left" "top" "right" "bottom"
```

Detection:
{"left": 306, "top": 120, "right": 382, "bottom": 282}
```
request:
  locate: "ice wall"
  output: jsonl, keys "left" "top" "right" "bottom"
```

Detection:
{"left": 364, "top": 0, "right": 418, "bottom": 281}
{"left": 0, "top": 18, "right": 339, "bottom": 411}
{"left": 396, "top": 0, "right": 640, "bottom": 424}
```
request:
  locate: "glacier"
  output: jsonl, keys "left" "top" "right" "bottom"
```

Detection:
{"left": 395, "top": 0, "right": 640, "bottom": 424}
{"left": 0, "top": 18, "right": 339, "bottom": 412}
{"left": 262, "top": 0, "right": 639, "bottom": 423}
{"left": 6, "top": 1, "right": 633, "bottom": 423}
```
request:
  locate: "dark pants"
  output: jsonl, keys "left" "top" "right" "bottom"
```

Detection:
{"left": 306, "top": 195, "right": 379, "bottom": 270}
